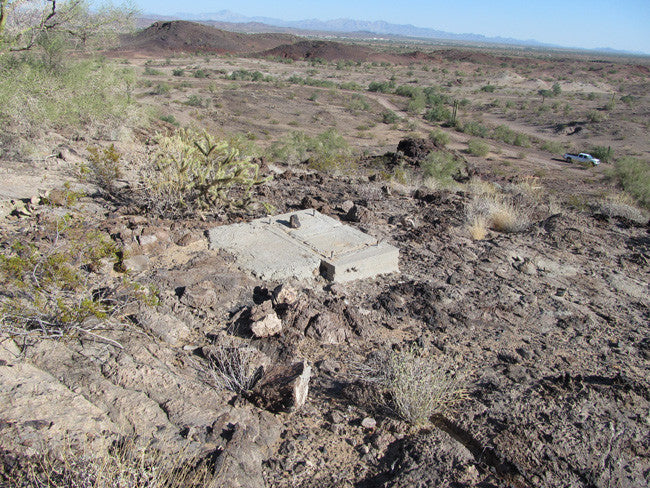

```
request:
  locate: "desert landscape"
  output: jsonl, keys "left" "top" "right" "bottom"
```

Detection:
{"left": 0, "top": 14, "right": 649, "bottom": 488}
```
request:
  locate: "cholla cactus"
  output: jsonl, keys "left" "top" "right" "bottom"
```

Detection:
{"left": 149, "top": 129, "right": 269, "bottom": 214}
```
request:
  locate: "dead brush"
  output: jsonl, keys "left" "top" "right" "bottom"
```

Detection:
{"left": 4, "top": 437, "right": 211, "bottom": 488}
{"left": 194, "top": 343, "right": 265, "bottom": 395}
{"left": 466, "top": 215, "right": 488, "bottom": 240}
{"left": 592, "top": 193, "right": 648, "bottom": 224}
{"left": 357, "top": 346, "right": 467, "bottom": 426}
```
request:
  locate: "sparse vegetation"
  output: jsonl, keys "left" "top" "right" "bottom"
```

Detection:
{"left": 144, "top": 129, "right": 269, "bottom": 216}
{"left": 0, "top": 214, "right": 154, "bottom": 344}
{"left": 467, "top": 139, "right": 490, "bottom": 157}
{"left": 83, "top": 144, "right": 122, "bottom": 192}
{"left": 466, "top": 192, "right": 531, "bottom": 233}
{"left": 365, "top": 346, "right": 466, "bottom": 425}
{"left": 382, "top": 110, "right": 401, "bottom": 124}
{"left": 428, "top": 129, "right": 450, "bottom": 147}
{"left": 610, "top": 157, "right": 650, "bottom": 208}
{"left": 0, "top": 55, "right": 137, "bottom": 137}
{"left": 420, "top": 150, "right": 466, "bottom": 187}
{"left": 270, "top": 128, "right": 355, "bottom": 172}
{"left": 3, "top": 438, "right": 211, "bottom": 488}
{"left": 200, "top": 344, "right": 264, "bottom": 394}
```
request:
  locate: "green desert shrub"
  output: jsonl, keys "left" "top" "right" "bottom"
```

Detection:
{"left": 84, "top": 144, "right": 122, "bottom": 191}
{"left": 152, "top": 82, "right": 171, "bottom": 95}
{"left": 0, "top": 215, "right": 155, "bottom": 342}
{"left": 428, "top": 129, "right": 450, "bottom": 147}
{"left": 143, "top": 66, "right": 162, "bottom": 76}
{"left": 228, "top": 69, "right": 264, "bottom": 81}
{"left": 541, "top": 140, "right": 564, "bottom": 154}
{"left": 590, "top": 146, "right": 613, "bottom": 163}
{"left": 458, "top": 120, "right": 489, "bottom": 137}
{"left": 0, "top": 55, "right": 136, "bottom": 136}
{"left": 382, "top": 110, "right": 401, "bottom": 124}
{"left": 467, "top": 139, "right": 490, "bottom": 157}
{"left": 368, "top": 80, "right": 394, "bottom": 93}
{"left": 423, "top": 104, "right": 451, "bottom": 123}
{"left": 270, "top": 129, "right": 354, "bottom": 171}
{"left": 587, "top": 110, "right": 604, "bottom": 123}
{"left": 346, "top": 93, "right": 371, "bottom": 111}
{"left": 338, "top": 81, "right": 363, "bottom": 91}
{"left": 159, "top": 114, "right": 179, "bottom": 126}
{"left": 610, "top": 157, "right": 650, "bottom": 208}
{"left": 491, "top": 125, "right": 529, "bottom": 146}
{"left": 421, "top": 151, "right": 466, "bottom": 186}
{"left": 185, "top": 95, "right": 205, "bottom": 107}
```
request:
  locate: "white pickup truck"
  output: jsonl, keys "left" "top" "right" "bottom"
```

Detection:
{"left": 563, "top": 153, "right": 600, "bottom": 166}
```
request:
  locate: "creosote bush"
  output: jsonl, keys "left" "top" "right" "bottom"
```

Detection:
{"left": 84, "top": 144, "right": 122, "bottom": 191}
{"left": 145, "top": 129, "right": 270, "bottom": 217}
{"left": 420, "top": 150, "right": 466, "bottom": 188}
{"left": 428, "top": 129, "right": 450, "bottom": 147}
{"left": 269, "top": 129, "right": 355, "bottom": 172}
{"left": 467, "top": 139, "right": 490, "bottom": 157}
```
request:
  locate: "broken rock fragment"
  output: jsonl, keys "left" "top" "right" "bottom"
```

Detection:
{"left": 249, "top": 301, "right": 283, "bottom": 338}
{"left": 251, "top": 312, "right": 282, "bottom": 338}
{"left": 249, "top": 361, "right": 311, "bottom": 413}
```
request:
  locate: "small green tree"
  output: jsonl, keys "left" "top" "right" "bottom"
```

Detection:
{"left": 0, "top": 0, "right": 135, "bottom": 53}
{"left": 552, "top": 82, "right": 562, "bottom": 96}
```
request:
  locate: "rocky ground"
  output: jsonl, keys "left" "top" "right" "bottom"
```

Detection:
{"left": 0, "top": 135, "right": 648, "bottom": 487}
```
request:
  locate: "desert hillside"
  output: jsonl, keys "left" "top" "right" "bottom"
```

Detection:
{"left": 1, "top": 18, "right": 649, "bottom": 488}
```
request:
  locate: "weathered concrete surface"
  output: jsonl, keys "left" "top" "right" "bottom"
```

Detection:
{"left": 208, "top": 209, "right": 399, "bottom": 282}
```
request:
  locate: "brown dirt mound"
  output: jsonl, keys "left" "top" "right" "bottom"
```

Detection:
{"left": 117, "top": 20, "right": 298, "bottom": 55}
{"left": 259, "top": 40, "right": 377, "bottom": 62}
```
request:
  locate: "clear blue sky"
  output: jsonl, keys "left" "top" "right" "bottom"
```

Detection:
{"left": 132, "top": 0, "right": 650, "bottom": 53}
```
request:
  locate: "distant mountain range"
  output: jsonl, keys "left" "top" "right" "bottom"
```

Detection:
{"left": 137, "top": 10, "right": 646, "bottom": 55}
{"left": 169, "top": 10, "right": 551, "bottom": 48}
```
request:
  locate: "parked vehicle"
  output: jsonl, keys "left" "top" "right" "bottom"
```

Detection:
{"left": 563, "top": 153, "right": 600, "bottom": 166}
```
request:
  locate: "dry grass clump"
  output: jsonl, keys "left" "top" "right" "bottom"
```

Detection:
{"left": 360, "top": 346, "right": 467, "bottom": 426}
{"left": 2, "top": 439, "right": 211, "bottom": 488}
{"left": 465, "top": 192, "right": 531, "bottom": 236}
{"left": 506, "top": 175, "right": 543, "bottom": 200}
{"left": 466, "top": 216, "right": 488, "bottom": 240}
{"left": 467, "top": 177, "right": 499, "bottom": 196}
{"left": 593, "top": 193, "right": 648, "bottom": 223}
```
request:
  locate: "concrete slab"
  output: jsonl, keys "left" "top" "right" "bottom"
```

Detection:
{"left": 208, "top": 209, "right": 399, "bottom": 282}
